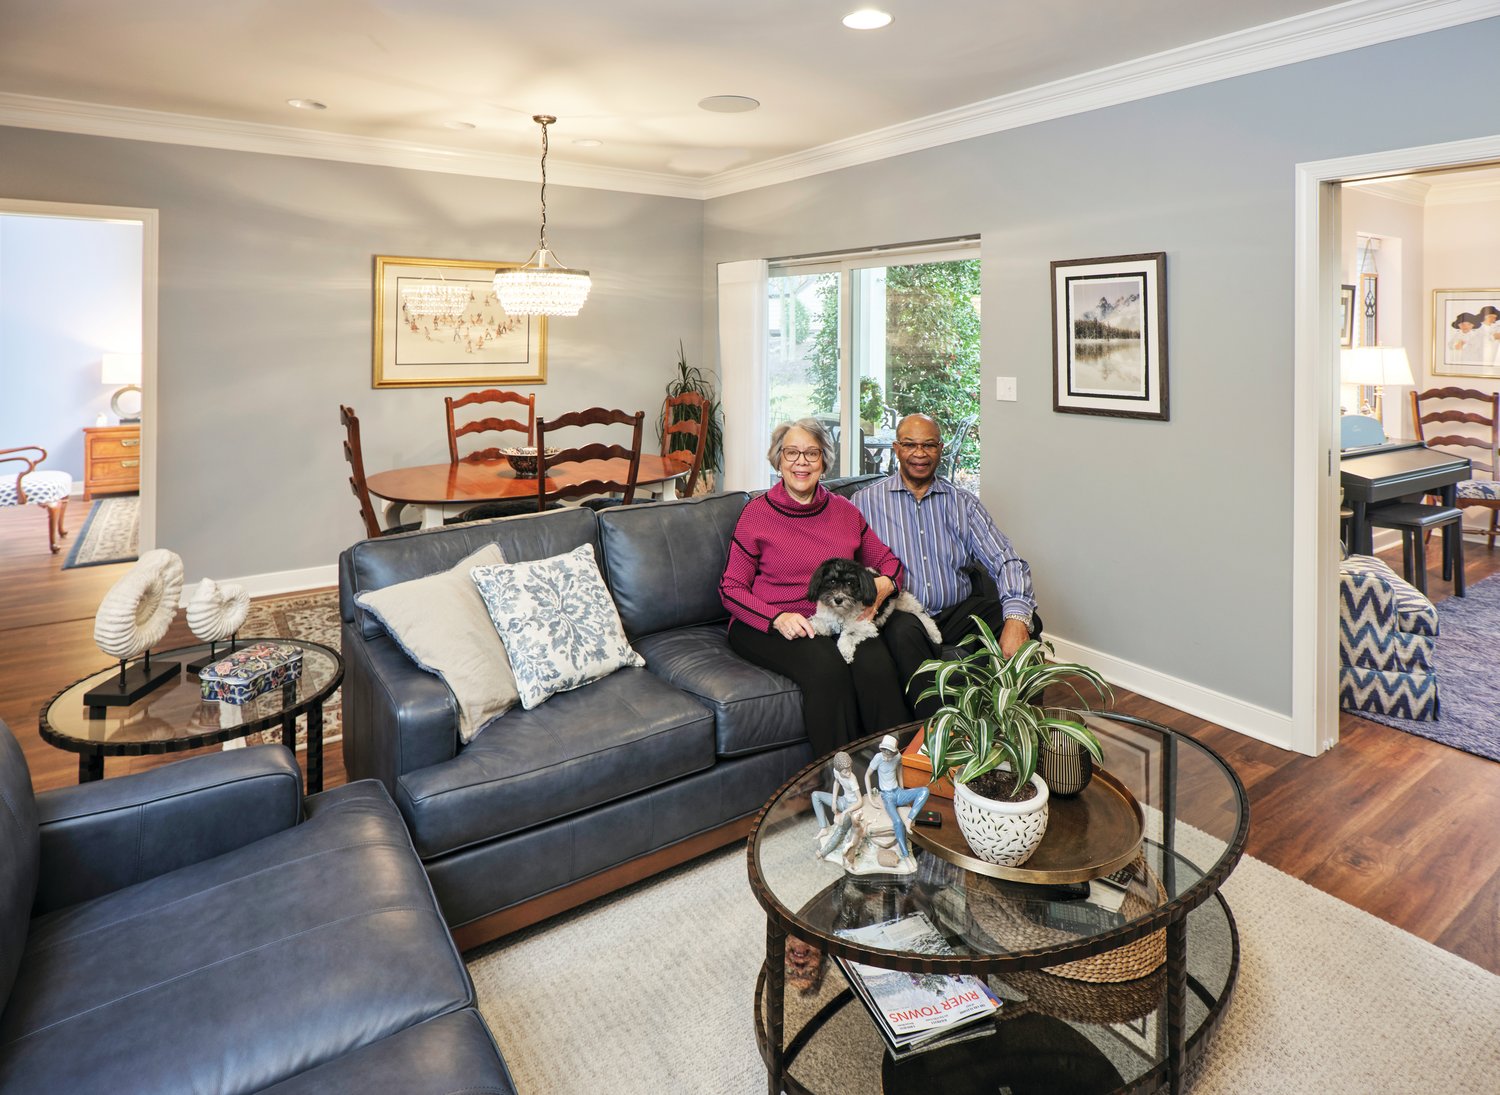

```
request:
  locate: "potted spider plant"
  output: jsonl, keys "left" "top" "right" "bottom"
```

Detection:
{"left": 915, "top": 621, "right": 1111, "bottom": 867}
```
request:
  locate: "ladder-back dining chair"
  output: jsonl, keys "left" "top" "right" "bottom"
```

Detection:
{"left": 535, "top": 408, "right": 644, "bottom": 512}
{"left": 340, "top": 405, "right": 418, "bottom": 539}
{"left": 444, "top": 389, "right": 540, "bottom": 520}
{"left": 660, "top": 391, "right": 709, "bottom": 497}
{"left": 445, "top": 389, "right": 536, "bottom": 463}
{"left": 0, "top": 446, "right": 71, "bottom": 553}
{"left": 1410, "top": 387, "right": 1500, "bottom": 549}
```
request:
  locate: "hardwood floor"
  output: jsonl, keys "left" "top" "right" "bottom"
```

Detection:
{"left": 2, "top": 503, "right": 1496, "bottom": 974}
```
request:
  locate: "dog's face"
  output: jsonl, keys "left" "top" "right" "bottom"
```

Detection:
{"left": 807, "top": 558, "right": 877, "bottom": 617}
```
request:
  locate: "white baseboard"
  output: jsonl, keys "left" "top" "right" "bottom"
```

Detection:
{"left": 1045, "top": 633, "right": 1298, "bottom": 753}
{"left": 178, "top": 563, "right": 338, "bottom": 606}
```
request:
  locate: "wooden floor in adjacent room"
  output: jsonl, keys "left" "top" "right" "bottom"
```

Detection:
{"left": 2, "top": 503, "right": 1496, "bottom": 975}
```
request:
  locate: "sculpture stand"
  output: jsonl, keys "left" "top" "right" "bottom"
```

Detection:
{"left": 186, "top": 634, "right": 240, "bottom": 675}
{"left": 83, "top": 648, "right": 182, "bottom": 717}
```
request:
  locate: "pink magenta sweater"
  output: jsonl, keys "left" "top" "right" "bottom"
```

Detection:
{"left": 720, "top": 482, "right": 904, "bottom": 632}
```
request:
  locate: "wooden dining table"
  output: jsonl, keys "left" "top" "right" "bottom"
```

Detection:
{"left": 365, "top": 453, "right": 694, "bottom": 529}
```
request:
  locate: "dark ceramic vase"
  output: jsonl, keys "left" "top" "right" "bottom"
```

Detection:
{"left": 1038, "top": 729, "right": 1093, "bottom": 797}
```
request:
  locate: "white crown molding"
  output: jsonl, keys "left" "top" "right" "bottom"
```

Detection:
{"left": 700, "top": 0, "right": 1500, "bottom": 198}
{"left": 0, "top": 92, "right": 704, "bottom": 200}
{"left": 1425, "top": 175, "right": 1500, "bottom": 205}
{"left": 0, "top": 0, "right": 1494, "bottom": 202}
{"left": 1344, "top": 175, "right": 1433, "bottom": 205}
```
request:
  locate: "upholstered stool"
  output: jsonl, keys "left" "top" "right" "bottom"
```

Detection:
{"left": 1339, "top": 554, "right": 1439, "bottom": 721}
{"left": 1365, "top": 502, "right": 1464, "bottom": 597}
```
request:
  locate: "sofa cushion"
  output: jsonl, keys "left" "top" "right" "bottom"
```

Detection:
{"left": 341, "top": 505, "right": 600, "bottom": 639}
{"left": 257, "top": 1010, "right": 515, "bottom": 1095}
{"left": 0, "top": 781, "right": 474, "bottom": 1095}
{"left": 596, "top": 492, "right": 748, "bottom": 639}
{"left": 634, "top": 625, "right": 805, "bottom": 757}
{"left": 0, "top": 720, "right": 38, "bottom": 1009}
{"left": 396, "top": 668, "right": 715, "bottom": 859}
{"left": 357, "top": 542, "right": 518, "bottom": 743}
{"left": 472, "top": 544, "right": 644, "bottom": 710}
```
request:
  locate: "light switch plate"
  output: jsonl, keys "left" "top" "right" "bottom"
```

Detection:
{"left": 995, "top": 376, "right": 1017, "bottom": 401}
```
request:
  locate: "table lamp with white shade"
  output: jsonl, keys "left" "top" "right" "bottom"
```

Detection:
{"left": 101, "top": 352, "right": 142, "bottom": 423}
{"left": 1340, "top": 345, "right": 1414, "bottom": 422}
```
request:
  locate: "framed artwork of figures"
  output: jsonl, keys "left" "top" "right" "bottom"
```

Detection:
{"left": 372, "top": 255, "right": 547, "bottom": 388}
{"left": 1052, "top": 252, "right": 1168, "bottom": 421}
{"left": 1340, "top": 284, "right": 1356, "bottom": 348}
{"left": 1432, "top": 289, "right": 1500, "bottom": 378}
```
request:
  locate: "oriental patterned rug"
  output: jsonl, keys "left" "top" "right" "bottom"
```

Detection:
{"left": 226, "top": 589, "right": 343, "bottom": 751}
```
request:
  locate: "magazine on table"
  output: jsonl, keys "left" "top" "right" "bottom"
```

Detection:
{"left": 834, "top": 911, "right": 1001, "bottom": 1052}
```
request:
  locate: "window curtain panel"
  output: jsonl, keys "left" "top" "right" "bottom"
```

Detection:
{"left": 717, "top": 258, "right": 769, "bottom": 493}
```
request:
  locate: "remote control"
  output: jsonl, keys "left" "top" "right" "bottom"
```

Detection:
{"left": 1037, "top": 901, "right": 1126, "bottom": 934}
{"left": 913, "top": 810, "right": 942, "bottom": 828}
{"left": 1096, "top": 863, "right": 1140, "bottom": 891}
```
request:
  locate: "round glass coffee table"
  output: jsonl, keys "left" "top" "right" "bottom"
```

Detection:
{"left": 39, "top": 639, "right": 342, "bottom": 794}
{"left": 747, "top": 713, "right": 1249, "bottom": 1095}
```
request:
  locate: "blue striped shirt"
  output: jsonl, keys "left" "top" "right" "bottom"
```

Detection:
{"left": 852, "top": 473, "right": 1035, "bottom": 623}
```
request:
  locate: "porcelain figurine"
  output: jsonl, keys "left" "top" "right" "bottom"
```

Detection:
{"left": 93, "top": 548, "right": 185, "bottom": 661}
{"left": 186, "top": 578, "right": 249, "bottom": 644}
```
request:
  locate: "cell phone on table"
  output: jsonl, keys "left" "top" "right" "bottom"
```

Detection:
{"left": 913, "top": 809, "right": 942, "bottom": 828}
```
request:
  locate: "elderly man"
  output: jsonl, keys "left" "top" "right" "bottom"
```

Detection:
{"left": 853, "top": 413, "right": 1041, "bottom": 716}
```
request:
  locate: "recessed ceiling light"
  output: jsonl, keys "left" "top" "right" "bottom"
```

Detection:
{"left": 698, "top": 95, "right": 760, "bottom": 113}
{"left": 572, "top": 138, "right": 603, "bottom": 147}
{"left": 444, "top": 121, "right": 476, "bottom": 130}
{"left": 285, "top": 98, "right": 327, "bottom": 111}
{"left": 842, "top": 9, "right": 893, "bottom": 30}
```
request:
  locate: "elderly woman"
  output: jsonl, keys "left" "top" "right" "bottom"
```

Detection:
{"left": 719, "top": 418, "right": 910, "bottom": 757}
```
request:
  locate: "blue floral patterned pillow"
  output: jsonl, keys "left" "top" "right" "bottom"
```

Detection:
{"left": 471, "top": 544, "right": 644, "bottom": 710}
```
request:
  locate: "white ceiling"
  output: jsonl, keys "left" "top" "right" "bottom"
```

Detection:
{"left": 0, "top": 0, "right": 1493, "bottom": 196}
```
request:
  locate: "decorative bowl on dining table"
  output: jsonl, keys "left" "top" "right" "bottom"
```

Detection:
{"left": 499, "top": 446, "right": 560, "bottom": 478}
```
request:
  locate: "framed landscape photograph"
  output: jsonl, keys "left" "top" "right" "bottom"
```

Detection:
{"left": 1340, "top": 284, "right": 1356, "bottom": 348}
{"left": 1432, "top": 288, "right": 1500, "bottom": 378}
{"left": 372, "top": 255, "right": 546, "bottom": 388}
{"left": 1052, "top": 252, "right": 1168, "bottom": 420}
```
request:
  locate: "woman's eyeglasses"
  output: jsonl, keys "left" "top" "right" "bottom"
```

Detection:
{"left": 782, "top": 448, "right": 823, "bottom": 464}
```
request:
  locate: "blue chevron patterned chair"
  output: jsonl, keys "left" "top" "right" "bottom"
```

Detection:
{"left": 1339, "top": 554, "right": 1439, "bottom": 721}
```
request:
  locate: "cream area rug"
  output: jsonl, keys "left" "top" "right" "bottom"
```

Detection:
{"left": 62, "top": 494, "right": 139, "bottom": 568}
{"left": 466, "top": 845, "right": 1500, "bottom": 1094}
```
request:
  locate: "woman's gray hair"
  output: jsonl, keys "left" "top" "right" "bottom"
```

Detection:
{"left": 767, "top": 417, "right": 835, "bottom": 471}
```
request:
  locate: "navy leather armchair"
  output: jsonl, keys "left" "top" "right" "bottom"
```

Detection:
{"left": 0, "top": 719, "right": 514, "bottom": 1095}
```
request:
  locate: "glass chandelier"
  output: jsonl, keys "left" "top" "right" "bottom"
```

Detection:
{"left": 494, "top": 115, "right": 592, "bottom": 317}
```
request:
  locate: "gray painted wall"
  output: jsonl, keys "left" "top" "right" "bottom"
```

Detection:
{"left": 703, "top": 18, "right": 1500, "bottom": 716}
{"left": 0, "top": 128, "right": 704, "bottom": 580}
{"left": 0, "top": 215, "right": 142, "bottom": 482}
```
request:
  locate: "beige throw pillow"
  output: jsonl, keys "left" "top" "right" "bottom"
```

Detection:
{"left": 356, "top": 542, "right": 517, "bottom": 743}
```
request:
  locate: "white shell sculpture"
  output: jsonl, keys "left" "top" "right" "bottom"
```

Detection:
{"left": 186, "top": 578, "right": 250, "bottom": 644}
{"left": 93, "top": 549, "right": 186, "bottom": 661}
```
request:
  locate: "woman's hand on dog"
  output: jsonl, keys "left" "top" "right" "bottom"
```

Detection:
{"left": 773, "top": 611, "right": 817, "bottom": 639}
{"left": 857, "top": 575, "right": 896, "bottom": 622}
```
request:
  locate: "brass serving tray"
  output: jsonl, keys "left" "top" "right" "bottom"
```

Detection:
{"left": 909, "top": 767, "right": 1144, "bottom": 884}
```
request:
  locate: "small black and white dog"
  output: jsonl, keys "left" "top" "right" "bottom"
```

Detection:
{"left": 806, "top": 557, "right": 942, "bottom": 664}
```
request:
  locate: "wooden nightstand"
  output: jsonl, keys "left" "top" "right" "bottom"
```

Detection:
{"left": 83, "top": 424, "right": 141, "bottom": 497}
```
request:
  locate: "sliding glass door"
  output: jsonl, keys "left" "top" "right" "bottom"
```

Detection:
{"left": 767, "top": 244, "right": 981, "bottom": 489}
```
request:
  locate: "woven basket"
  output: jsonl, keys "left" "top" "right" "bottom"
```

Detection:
{"left": 1000, "top": 965, "right": 1166, "bottom": 1025}
{"left": 964, "top": 856, "right": 1167, "bottom": 983}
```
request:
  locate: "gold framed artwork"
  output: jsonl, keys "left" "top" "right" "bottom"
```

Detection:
{"left": 372, "top": 255, "right": 546, "bottom": 388}
{"left": 1432, "top": 288, "right": 1500, "bottom": 379}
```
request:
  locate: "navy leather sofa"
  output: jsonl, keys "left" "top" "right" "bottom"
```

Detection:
{"left": 0, "top": 720, "right": 514, "bottom": 1095}
{"left": 339, "top": 476, "right": 882, "bottom": 949}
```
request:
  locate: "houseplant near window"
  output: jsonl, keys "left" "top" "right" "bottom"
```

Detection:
{"left": 915, "top": 622, "right": 1111, "bottom": 867}
{"left": 659, "top": 341, "right": 722, "bottom": 494}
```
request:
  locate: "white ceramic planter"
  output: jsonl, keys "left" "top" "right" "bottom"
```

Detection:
{"left": 952, "top": 771, "right": 1050, "bottom": 867}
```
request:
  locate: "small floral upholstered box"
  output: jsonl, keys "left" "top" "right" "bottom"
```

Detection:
{"left": 199, "top": 642, "right": 304, "bottom": 704}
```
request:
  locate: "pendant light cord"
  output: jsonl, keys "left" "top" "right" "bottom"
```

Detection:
{"left": 536, "top": 116, "right": 551, "bottom": 253}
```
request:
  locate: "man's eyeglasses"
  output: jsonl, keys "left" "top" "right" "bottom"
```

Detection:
{"left": 894, "top": 440, "right": 942, "bottom": 454}
{"left": 782, "top": 448, "right": 823, "bottom": 464}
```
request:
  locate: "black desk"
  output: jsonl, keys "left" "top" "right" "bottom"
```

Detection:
{"left": 1341, "top": 442, "right": 1471, "bottom": 556}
